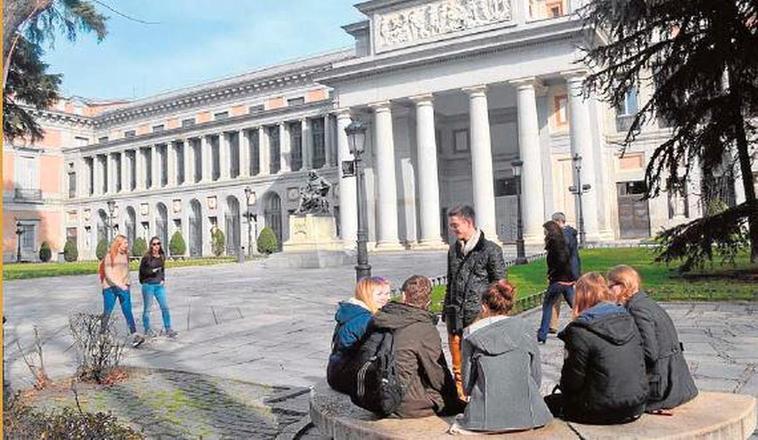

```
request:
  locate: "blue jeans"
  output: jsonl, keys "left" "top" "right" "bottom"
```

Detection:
{"left": 538, "top": 282, "right": 575, "bottom": 342}
{"left": 102, "top": 286, "right": 137, "bottom": 334}
{"left": 142, "top": 283, "right": 172, "bottom": 332}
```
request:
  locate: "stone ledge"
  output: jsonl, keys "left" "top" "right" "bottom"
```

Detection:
{"left": 310, "top": 381, "right": 757, "bottom": 439}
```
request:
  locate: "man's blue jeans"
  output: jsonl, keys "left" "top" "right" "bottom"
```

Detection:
{"left": 102, "top": 286, "right": 137, "bottom": 334}
{"left": 538, "top": 282, "right": 575, "bottom": 342}
{"left": 141, "top": 283, "right": 172, "bottom": 332}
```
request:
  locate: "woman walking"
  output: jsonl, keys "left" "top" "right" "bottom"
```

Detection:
{"left": 140, "top": 236, "right": 178, "bottom": 338}
{"left": 450, "top": 280, "right": 552, "bottom": 434}
{"left": 546, "top": 272, "right": 648, "bottom": 425}
{"left": 537, "top": 220, "right": 577, "bottom": 343}
{"left": 608, "top": 265, "right": 697, "bottom": 412}
{"left": 101, "top": 235, "right": 144, "bottom": 347}
{"left": 327, "top": 276, "right": 391, "bottom": 394}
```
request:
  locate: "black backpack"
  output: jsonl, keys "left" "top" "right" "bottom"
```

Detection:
{"left": 350, "top": 329, "right": 405, "bottom": 416}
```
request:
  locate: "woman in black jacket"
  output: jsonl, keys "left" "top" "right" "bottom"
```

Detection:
{"left": 546, "top": 272, "right": 648, "bottom": 425}
{"left": 608, "top": 265, "right": 698, "bottom": 412}
{"left": 139, "top": 236, "right": 178, "bottom": 338}
{"left": 537, "top": 221, "right": 576, "bottom": 343}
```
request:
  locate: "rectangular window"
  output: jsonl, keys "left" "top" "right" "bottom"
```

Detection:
{"left": 144, "top": 148, "right": 152, "bottom": 188}
{"left": 160, "top": 144, "right": 168, "bottom": 187}
{"left": 230, "top": 132, "right": 240, "bottom": 178}
{"left": 98, "top": 136, "right": 109, "bottom": 144}
{"left": 269, "top": 126, "right": 281, "bottom": 174}
{"left": 176, "top": 144, "right": 185, "bottom": 185}
{"left": 21, "top": 224, "right": 36, "bottom": 254}
{"left": 495, "top": 177, "right": 518, "bottom": 197}
{"left": 68, "top": 171, "right": 76, "bottom": 198}
{"left": 529, "top": 0, "right": 567, "bottom": 19}
{"left": 249, "top": 104, "right": 265, "bottom": 114}
{"left": 193, "top": 140, "right": 202, "bottom": 183}
{"left": 153, "top": 124, "right": 165, "bottom": 133}
{"left": 214, "top": 111, "right": 229, "bottom": 121}
{"left": 87, "top": 158, "right": 95, "bottom": 195}
{"left": 124, "top": 130, "right": 136, "bottom": 138}
{"left": 453, "top": 129, "right": 469, "bottom": 153}
{"left": 616, "top": 86, "right": 639, "bottom": 116}
{"left": 128, "top": 151, "right": 136, "bottom": 190}
{"left": 249, "top": 129, "right": 260, "bottom": 176}
{"left": 74, "top": 136, "right": 89, "bottom": 147}
{"left": 287, "top": 97, "right": 305, "bottom": 107}
{"left": 115, "top": 155, "right": 122, "bottom": 192}
{"left": 668, "top": 185, "right": 690, "bottom": 219}
{"left": 290, "top": 121, "right": 303, "bottom": 171}
{"left": 181, "top": 118, "right": 195, "bottom": 127}
{"left": 101, "top": 156, "right": 108, "bottom": 194}
{"left": 311, "top": 117, "right": 325, "bottom": 168}
{"left": 554, "top": 95, "right": 568, "bottom": 126}
{"left": 212, "top": 136, "right": 221, "bottom": 181}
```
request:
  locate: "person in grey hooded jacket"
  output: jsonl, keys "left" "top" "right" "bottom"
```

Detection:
{"left": 450, "top": 280, "right": 552, "bottom": 434}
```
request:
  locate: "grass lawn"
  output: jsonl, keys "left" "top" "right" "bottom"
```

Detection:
{"left": 430, "top": 247, "right": 757, "bottom": 313}
{"left": 3, "top": 257, "right": 240, "bottom": 281}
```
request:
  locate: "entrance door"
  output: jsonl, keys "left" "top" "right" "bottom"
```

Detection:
{"left": 617, "top": 181, "right": 651, "bottom": 239}
{"left": 264, "top": 192, "right": 282, "bottom": 251}
{"left": 189, "top": 200, "right": 202, "bottom": 257}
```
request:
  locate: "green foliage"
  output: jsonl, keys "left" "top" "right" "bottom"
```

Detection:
{"left": 3, "top": 394, "right": 143, "bottom": 440}
{"left": 38, "top": 241, "right": 52, "bottom": 262}
{"left": 64, "top": 240, "right": 78, "bottom": 262}
{"left": 131, "top": 237, "right": 147, "bottom": 257}
{"left": 95, "top": 239, "right": 109, "bottom": 260}
{"left": 168, "top": 231, "right": 186, "bottom": 257}
{"left": 256, "top": 227, "right": 279, "bottom": 255}
{"left": 211, "top": 228, "right": 225, "bottom": 257}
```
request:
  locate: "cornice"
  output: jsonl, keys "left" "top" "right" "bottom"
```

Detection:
{"left": 24, "top": 107, "right": 96, "bottom": 127}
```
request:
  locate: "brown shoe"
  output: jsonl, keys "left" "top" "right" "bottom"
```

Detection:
{"left": 549, "top": 328, "right": 558, "bottom": 334}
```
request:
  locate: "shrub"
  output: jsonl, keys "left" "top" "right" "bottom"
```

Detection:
{"left": 38, "top": 241, "right": 52, "bottom": 262}
{"left": 131, "top": 238, "right": 147, "bottom": 257}
{"left": 95, "top": 239, "right": 109, "bottom": 260}
{"left": 257, "top": 227, "right": 279, "bottom": 255}
{"left": 168, "top": 231, "right": 186, "bottom": 257}
{"left": 211, "top": 227, "right": 225, "bottom": 257}
{"left": 64, "top": 240, "right": 78, "bottom": 262}
{"left": 69, "top": 313, "right": 125, "bottom": 384}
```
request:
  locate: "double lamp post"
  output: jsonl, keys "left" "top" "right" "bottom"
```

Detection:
{"left": 343, "top": 119, "right": 372, "bottom": 281}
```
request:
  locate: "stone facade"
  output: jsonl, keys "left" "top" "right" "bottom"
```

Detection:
{"left": 4, "top": 0, "right": 755, "bottom": 261}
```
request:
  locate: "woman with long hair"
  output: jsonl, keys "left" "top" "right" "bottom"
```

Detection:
{"left": 450, "top": 280, "right": 552, "bottom": 434}
{"left": 139, "top": 236, "right": 178, "bottom": 338}
{"left": 608, "top": 265, "right": 697, "bottom": 412}
{"left": 546, "top": 272, "right": 648, "bottom": 425}
{"left": 327, "top": 276, "right": 391, "bottom": 394}
{"left": 100, "top": 234, "right": 144, "bottom": 347}
{"left": 537, "top": 220, "right": 577, "bottom": 343}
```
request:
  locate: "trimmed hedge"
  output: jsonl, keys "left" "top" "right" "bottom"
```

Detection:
{"left": 169, "top": 231, "right": 186, "bottom": 257}
{"left": 257, "top": 227, "right": 279, "bottom": 255}
{"left": 131, "top": 238, "right": 147, "bottom": 257}
{"left": 63, "top": 240, "right": 78, "bottom": 262}
{"left": 38, "top": 241, "right": 52, "bottom": 262}
{"left": 95, "top": 239, "right": 109, "bottom": 260}
{"left": 211, "top": 228, "right": 226, "bottom": 257}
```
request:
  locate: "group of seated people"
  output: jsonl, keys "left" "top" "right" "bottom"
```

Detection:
{"left": 326, "top": 265, "right": 698, "bottom": 434}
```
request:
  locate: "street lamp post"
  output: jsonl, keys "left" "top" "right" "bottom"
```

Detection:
{"left": 344, "top": 119, "right": 371, "bottom": 281}
{"left": 15, "top": 221, "right": 24, "bottom": 262}
{"left": 569, "top": 154, "right": 592, "bottom": 247}
{"left": 510, "top": 160, "right": 527, "bottom": 265}
{"left": 106, "top": 199, "right": 116, "bottom": 243}
{"left": 244, "top": 186, "right": 257, "bottom": 258}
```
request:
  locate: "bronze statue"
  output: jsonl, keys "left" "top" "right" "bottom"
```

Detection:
{"left": 295, "top": 170, "right": 332, "bottom": 215}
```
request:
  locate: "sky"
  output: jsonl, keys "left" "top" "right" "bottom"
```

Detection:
{"left": 42, "top": 0, "right": 364, "bottom": 101}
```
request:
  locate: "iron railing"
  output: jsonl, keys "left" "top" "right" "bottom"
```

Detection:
{"left": 14, "top": 188, "right": 42, "bottom": 201}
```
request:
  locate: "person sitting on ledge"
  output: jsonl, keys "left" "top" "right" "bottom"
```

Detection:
{"left": 371, "top": 275, "right": 461, "bottom": 418}
{"left": 545, "top": 272, "right": 648, "bottom": 425}
{"left": 608, "top": 265, "right": 698, "bottom": 413}
{"left": 450, "top": 280, "right": 552, "bottom": 435}
{"left": 327, "top": 276, "right": 390, "bottom": 395}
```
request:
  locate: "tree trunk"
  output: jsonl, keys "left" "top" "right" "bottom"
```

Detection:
{"left": 2, "top": 0, "right": 54, "bottom": 87}
{"left": 730, "top": 82, "right": 758, "bottom": 263}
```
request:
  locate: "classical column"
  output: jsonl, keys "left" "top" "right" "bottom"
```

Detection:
{"left": 201, "top": 135, "right": 212, "bottom": 182}
{"left": 324, "top": 114, "right": 333, "bottom": 168}
{"left": 148, "top": 146, "right": 159, "bottom": 189}
{"left": 119, "top": 151, "right": 128, "bottom": 192}
{"left": 93, "top": 154, "right": 104, "bottom": 195}
{"left": 301, "top": 118, "right": 312, "bottom": 170}
{"left": 464, "top": 85, "right": 499, "bottom": 242}
{"left": 411, "top": 94, "right": 445, "bottom": 247}
{"left": 219, "top": 132, "right": 230, "bottom": 180}
{"left": 259, "top": 126, "right": 270, "bottom": 176}
{"left": 279, "top": 122, "right": 291, "bottom": 173}
{"left": 183, "top": 140, "right": 194, "bottom": 184}
{"left": 239, "top": 130, "right": 250, "bottom": 178}
{"left": 513, "top": 78, "right": 546, "bottom": 242}
{"left": 83, "top": 156, "right": 94, "bottom": 196}
{"left": 566, "top": 71, "right": 600, "bottom": 239}
{"left": 107, "top": 153, "right": 117, "bottom": 193}
{"left": 336, "top": 110, "right": 357, "bottom": 248}
{"left": 371, "top": 101, "right": 403, "bottom": 249}
{"left": 167, "top": 142, "right": 177, "bottom": 187}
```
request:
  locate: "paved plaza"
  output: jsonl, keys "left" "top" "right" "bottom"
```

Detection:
{"left": 4, "top": 251, "right": 758, "bottom": 438}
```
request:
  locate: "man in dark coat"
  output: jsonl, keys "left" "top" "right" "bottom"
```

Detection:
{"left": 549, "top": 212, "right": 581, "bottom": 333}
{"left": 443, "top": 205, "right": 506, "bottom": 399}
{"left": 372, "top": 275, "right": 461, "bottom": 418}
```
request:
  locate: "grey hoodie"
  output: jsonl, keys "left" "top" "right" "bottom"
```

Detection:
{"left": 459, "top": 317, "right": 553, "bottom": 431}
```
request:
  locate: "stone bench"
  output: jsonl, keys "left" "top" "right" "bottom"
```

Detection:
{"left": 310, "top": 381, "right": 757, "bottom": 439}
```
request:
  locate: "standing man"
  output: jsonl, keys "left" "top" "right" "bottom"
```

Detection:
{"left": 444, "top": 205, "right": 505, "bottom": 399}
{"left": 549, "top": 212, "right": 581, "bottom": 333}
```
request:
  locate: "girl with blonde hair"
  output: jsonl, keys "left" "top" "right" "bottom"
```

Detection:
{"left": 327, "top": 276, "right": 391, "bottom": 394}
{"left": 100, "top": 235, "right": 144, "bottom": 347}
{"left": 608, "top": 265, "right": 698, "bottom": 412}
{"left": 546, "top": 272, "right": 647, "bottom": 424}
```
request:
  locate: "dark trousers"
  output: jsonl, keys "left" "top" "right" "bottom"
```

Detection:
{"left": 538, "top": 282, "right": 574, "bottom": 342}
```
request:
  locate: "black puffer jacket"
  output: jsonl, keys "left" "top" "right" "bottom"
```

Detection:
{"left": 626, "top": 291, "right": 698, "bottom": 411}
{"left": 139, "top": 254, "right": 165, "bottom": 284}
{"left": 546, "top": 236, "right": 574, "bottom": 283}
{"left": 444, "top": 231, "right": 506, "bottom": 334}
{"left": 558, "top": 302, "right": 648, "bottom": 424}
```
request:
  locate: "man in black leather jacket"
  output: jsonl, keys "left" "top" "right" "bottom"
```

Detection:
{"left": 443, "top": 205, "right": 505, "bottom": 399}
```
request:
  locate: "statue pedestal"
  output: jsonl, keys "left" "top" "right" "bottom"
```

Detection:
{"left": 265, "top": 214, "right": 349, "bottom": 269}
